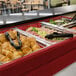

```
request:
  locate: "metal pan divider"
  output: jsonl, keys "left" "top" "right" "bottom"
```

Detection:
{"left": 14, "top": 28, "right": 54, "bottom": 46}
{"left": 41, "top": 22, "right": 76, "bottom": 34}
{"left": 62, "top": 20, "right": 76, "bottom": 27}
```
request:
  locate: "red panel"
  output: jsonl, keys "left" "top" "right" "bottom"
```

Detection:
{"left": 22, "top": 49, "right": 76, "bottom": 76}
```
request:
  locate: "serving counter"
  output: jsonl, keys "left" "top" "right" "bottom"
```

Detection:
{"left": 0, "top": 5, "right": 76, "bottom": 76}
{"left": 0, "top": 13, "right": 76, "bottom": 76}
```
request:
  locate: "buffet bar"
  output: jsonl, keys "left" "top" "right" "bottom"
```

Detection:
{"left": 0, "top": 4, "right": 76, "bottom": 76}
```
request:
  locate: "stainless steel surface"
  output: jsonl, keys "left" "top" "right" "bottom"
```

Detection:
{"left": 41, "top": 22, "right": 76, "bottom": 34}
{"left": 62, "top": 20, "right": 76, "bottom": 27}
{"left": 0, "top": 5, "right": 76, "bottom": 26}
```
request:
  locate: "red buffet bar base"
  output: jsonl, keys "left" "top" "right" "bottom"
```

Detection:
{"left": 0, "top": 16, "right": 76, "bottom": 76}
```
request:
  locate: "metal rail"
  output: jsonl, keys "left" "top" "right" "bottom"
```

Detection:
{"left": 41, "top": 22, "right": 76, "bottom": 34}
{"left": 15, "top": 28, "right": 53, "bottom": 46}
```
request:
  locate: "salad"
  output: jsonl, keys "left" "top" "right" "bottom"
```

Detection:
{"left": 49, "top": 18, "right": 70, "bottom": 26}
{"left": 26, "top": 27, "right": 71, "bottom": 42}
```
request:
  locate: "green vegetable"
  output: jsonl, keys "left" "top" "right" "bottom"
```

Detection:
{"left": 49, "top": 20, "right": 56, "bottom": 25}
{"left": 32, "top": 27, "right": 38, "bottom": 32}
{"left": 32, "top": 27, "right": 47, "bottom": 37}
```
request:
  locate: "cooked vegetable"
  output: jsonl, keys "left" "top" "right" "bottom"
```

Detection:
{"left": 49, "top": 20, "right": 56, "bottom": 25}
{"left": 32, "top": 27, "right": 38, "bottom": 32}
{"left": 49, "top": 18, "right": 70, "bottom": 26}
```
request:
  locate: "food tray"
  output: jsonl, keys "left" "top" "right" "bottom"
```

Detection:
{"left": 0, "top": 29, "right": 46, "bottom": 64}
{"left": 0, "top": 16, "right": 76, "bottom": 76}
{"left": 40, "top": 16, "right": 76, "bottom": 34}
{"left": 43, "top": 16, "right": 72, "bottom": 25}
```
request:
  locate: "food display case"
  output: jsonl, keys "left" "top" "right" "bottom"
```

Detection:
{"left": 0, "top": 15, "right": 76, "bottom": 76}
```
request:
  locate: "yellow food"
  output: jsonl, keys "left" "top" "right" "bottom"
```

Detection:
{"left": 0, "top": 30, "right": 40, "bottom": 63}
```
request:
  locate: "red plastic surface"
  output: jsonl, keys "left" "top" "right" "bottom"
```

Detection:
{"left": 22, "top": 49, "right": 76, "bottom": 76}
{"left": 0, "top": 16, "right": 75, "bottom": 76}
